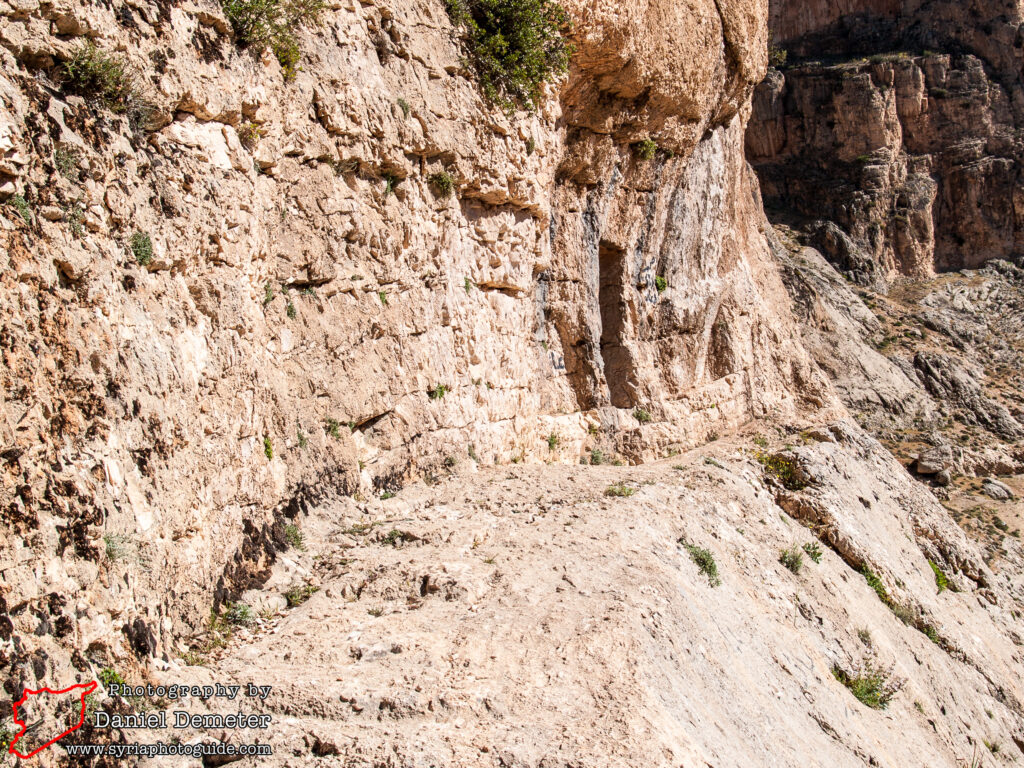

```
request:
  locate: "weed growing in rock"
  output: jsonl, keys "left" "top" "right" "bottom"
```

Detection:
{"left": 286, "top": 299, "right": 296, "bottom": 318}
{"left": 223, "top": 602, "right": 254, "bottom": 626}
{"left": 0, "top": 722, "right": 14, "bottom": 752}
{"left": 862, "top": 566, "right": 894, "bottom": 607}
{"left": 803, "top": 542, "right": 823, "bottom": 563}
{"left": 680, "top": 540, "right": 721, "bottom": 587}
{"left": 928, "top": 559, "right": 949, "bottom": 593}
{"left": 263, "top": 436, "right": 274, "bottom": 460}
{"left": 465, "top": 277, "right": 474, "bottom": 293}
{"left": 756, "top": 451, "right": 807, "bottom": 491}
{"left": 65, "top": 203, "right": 85, "bottom": 237}
{"left": 284, "top": 584, "right": 319, "bottom": 607}
{"left": 8, "top": 194, "right": 32, "bottom": 225}
{"left": 284, "top": 524, "right": 304, "bottom": 550}
{"left": 831, "top": 659, "right": 904, "bottom": 710}
{"left": 589, "top": 448, "right": 605, "bottom": 465}
{"left": 221, "top": 0, "right": 326, "bottom": 80}
{"left": 634, "top": 138, "right": 657, "bottom": 161}
{"left": 296, "top": 428, "right": 308, "bottom": 449}
{"left": 378, "top": 291, "right": 388, "bottom": 305}
{"left": 467, "top": 444, "right": 479, "bottom": 462}
{"left": 633, "top": 408, "right": 652, "bottom": 424}
{"left": 104, "top": 534, "right": 136, "bottom": 562}
{"left": 130, "top": 231, "right": 153, "bottom": 265}
{"left": 857, "top": 628, "right": 873, "bottom": 646}
{"left": 54, "top": 145, "right": 81, "bottom": 180}
{"left": 655, "top": 275, "right": 668, "bottom": 293}
{"left": 397, "top": 97, "right": 411, "bottom": 117}
{"left": 547, "top": 432, "right": 559, "bottom": 451}
{"left": 445, "top": 0, "right": 571, "bottom": 111}
{"left": 325, "top": 418, "right": 342, "bottom": 439}
{"left": 779, "top": 546, "right": 804, "bottom": 574}
{"left": 237, "top": 121, "right": 262, "bottom": 150}
{"left": 605, "top": 483, "right": 635, "bottom": 498}
{"left": 63, "top": 42, "right": 150, "bottom": 121}
{"left": 526, "top": 137, "right": 536, "bottom": 155}
{"left": 430, "top": 171, "right": 456, "bottom": 198}
{"left": 263, "top": 282, "right": 275, "bottom": 306}
{"left": 428, "top": 384, "right": 449, "bottom": 400}
{"left": 99, "top": 668, "right": 126, "bottom": 688}
{"left": 383, "top": 172, "right": 400, "bottom": 196}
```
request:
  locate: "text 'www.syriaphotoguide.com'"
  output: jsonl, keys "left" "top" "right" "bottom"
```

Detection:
{"left": 64, "top": 742, "right": 273, "bottom": 758}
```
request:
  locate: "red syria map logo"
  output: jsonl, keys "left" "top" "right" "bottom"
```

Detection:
{"left": 7, "top": 681, "right": 98, "bottom": 758}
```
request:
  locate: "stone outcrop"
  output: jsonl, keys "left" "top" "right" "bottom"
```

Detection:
{"left": 0, "top": 0, "right": 835, "bottom": 727}
{"left": 749, "top": 0, "right": 1024, "bottom": 281}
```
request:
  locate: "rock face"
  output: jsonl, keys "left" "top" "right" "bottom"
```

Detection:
{"left": 750, "top": 0, "right": 1024, "bottom": 281}
{"left": 0, "top": 0, "right": 835, "bottom": 725}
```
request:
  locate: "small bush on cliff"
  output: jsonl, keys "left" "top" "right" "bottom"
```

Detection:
{"left": 430, "top": 171, "right": 456, "bottom": 199}
{"left": 680, "top": 540, "right": 721, "bottom": 587}
{"left": 8, "top": 194, "right": 32, "bottom": 225}
{"left": 63, "top": 43, "right": 152, "bottom": 125}
{"left": 634, "top": 138, "right": 658, "bottom": 161}
{"left": 831, "top": 659, "right": 904, "bottom": 710}
{"left": 130, "top": 231, "right": 153, "bottom": 265}
{"left": 445, "top": 0, "right": 572, "bottom": 111}
{"left": 221, "top": 0, "right": 326, "bottom": 80}
{"left": 779, "top": 546, "right": 803, "bottom": 574}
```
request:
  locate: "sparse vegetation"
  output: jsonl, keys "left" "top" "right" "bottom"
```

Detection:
{"left": 383, "top": 172, "right": 400, "bottom": 196}
{"left": 223, "top": 602, "right": 254, "bottom": 626}
{"left": 221, "top": 0, "right": 326, "bottom": 80}
{"left": 857, "top": 627, "right": 873, "bottom": 646}
{"left": 263, "top": 282, "right": 275, "bottom": 306}
{"left": 263, "top": 436, "right": 274, "bottom": 460}
{"left": 130, "top": 231, "right": 153, "bottom": 266}
{"left": 680, "top": 540, "right": 721, "bottom": 587}
{"left": 831, "top": 659, "right": 904, "bottom": 710}
{"left": 286, "top": 299, "right": 297, "bottom": 318}
{"left": 634, "top": 138, "right": 657, "bottom": 161}
{"left": 769, "top": 44, "right": 788, "bottom": 69}
{"left": 755, "top": 451, "right": 807, "bottom": 491}
{"left": 428, "top": 384, "right": 449, "bottom": 400}
{"left": 465, "top": 277, "right": 474, "bottom": 293}
{"left": 779, "top": 546, "right": 804, "bottom": 574}
{"left": 655, "top": 275, "right": 668, "bottom": 293}
{"left": 378, "top": 291, "right": 388, "bottom": 305}
{"left": 237, "top": 121, "right": 262, "bottom": 150}
{"left": 444, "top": 0, "right": 572, "bottom": 111}
{"left": 605, "top": 482, "right": 635, "bottom": 498}
{"left": 8, "top": 194, "right": 32, "bottom": 225}
{"left": 430, "top": 171, "right": 456, "bottom": 198}
{"left": 325, "top": 418, "right": 342, "bottom": 439}
{"left": 284, "top": 524, "right": 304, "bottom": 550}
{"left": 928, "top": 559, "right": 949, "bottom": 593}
{"left": 104, "top": 534, "right": 137, "bottom": 563}
{"left": 63, "top": 42, "right": 149, "bottom": 121}
{"left": 547, "top": 431, "right": 559, "bottom": 451}
{"left": 633, "top": 408, "right": 652, "bottom": 424}
{"left": 99, "top": 668, "right": 126, "bottom": 688}
{"left": 54, "top": 145, "right": 81, "bottom": 180}
{"left": 589, "top": 448, "right": 605, "bottom": 465}
{"left": 284, "top": 583, "right": 319, "bottom": 607}
{"left": 296, "top": 428, "right": 308, "bottom": 449}
{"left": 397, "top": 97, "right": 411, "bottom": 118}
{"left": 802, "top": 542, "right": 823, "bottom": 563}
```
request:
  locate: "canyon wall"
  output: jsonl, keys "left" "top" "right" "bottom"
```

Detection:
{"left": 750, "top": 0, "right": 1024, "bottom": 281}
{"left": 0, "top": 0, "right": 833, "bottom": 705}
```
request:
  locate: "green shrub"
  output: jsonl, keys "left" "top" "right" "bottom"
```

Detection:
{"left": 63, "top": 42, "right": 147, "bottom": 118}
{"left": 605, "top": 482, "right": 635, "bottom": 498}
{"left": 286, "top": 300, "right": 296, "bottom": 318}
{"left": 99, "top": 668, "right": 126, "bottom": 688}
{"left": 633, "top": 408, "right": 652, "bottom": 424}
{"left": 378, "top": 291, "right": 388, "bottom": 305}
{"left": 634, "top": 138, "right": 657, "bottom": 161}
{"left": 769, "top": 45, "right": 788, "bottom": 68}
{"left": 430, "top": 171, "right": 456, "bottom": 198}
{"left": 862, "top": 566, "right": 895, "bottom": 608}
{"left": 802, "top": 542, "right": 823, "bottom": 563}
{"left": 831, "top": 660, "right": 903, "bottom": 710}
{"left": 223, "top": 602, "right": 253, "bottom": 625}
{"left": 928, "top": 559, "right": 949, "bottom": 593}
{"left": 284, "top": 584, "right": 319, "bottom": 607}
{"left": 296, "top": 428, "right": 308, "bottom": 449}
{"left": 445, "top": 0, "right": 571, "bottom": 111}
{"left": 428, "top": 384, "right": 449, "bottom": 400}
{"left": 383, "top": 172, "right": 400, "bottom": 196}
{"left": 589, "top": 448, "right": 604, "bottom": 465}
{"left": 237, "top": 121, "right": 262, "bottom": 149}
{"left": 680, "top": 540, "right": 721, "bottom": 587}
{"left": 756, "top": 451, "right": 807, "bottom": 491}
{"left": 654, "top": 275, "right": 668, "bottom": 293}
{"left": 325, "top": 418, "right": 341, "bottom": 438}
{"left": 104, "top": 534, "right": 136, "bottom": 562}
{"left": 397, "top": 97, "right": 411, "bottom": 118}
{"left": 221, "top": 0, "right": 326, "bottom": 80}
{"left": 130, "top": 231, "right": 153, "bottom": 265}
{"left": 284, "top": 523, "right": 304, "bottom": 550}
{"left": 8, "top": 194, "right": 32, "bottom": 225}
{"left": 464, "top": 277, "right": 474, "bottom": 293}
{"left": 547, "top": 431, "right": 559, "bottom": 451}
{"left": 54, "top": 145, "right": 81, "bottom": 180}
{"left": 263, "top": 436, "right": 274, "bottom": 460}
{"left": 779, "top": 546, "right": 803, "bottom": 574}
